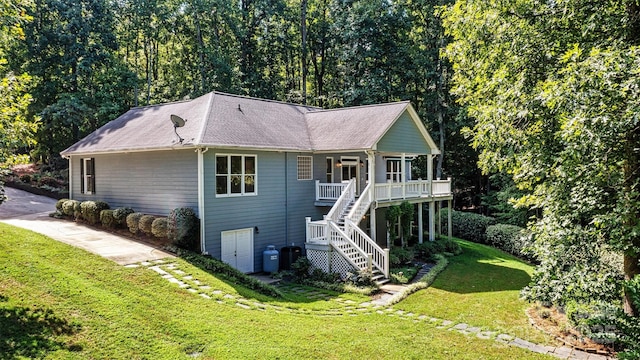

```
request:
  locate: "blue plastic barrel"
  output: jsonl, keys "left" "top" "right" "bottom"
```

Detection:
{"left": 263, "top": 245, "right": 279, "bottom": 273}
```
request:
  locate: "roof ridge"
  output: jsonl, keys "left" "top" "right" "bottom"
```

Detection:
{"left": 128, "top": 97, "right": 194, "bottom": 110}
{"left": 210, "top": 90, "right": 322, "bottom": 111}
{"left": 308, "top": 100, "right": 410, "bottom": 113}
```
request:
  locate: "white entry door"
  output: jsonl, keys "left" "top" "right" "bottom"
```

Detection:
{"left": 221, "top": 228, "right": 254, "bottom": 273}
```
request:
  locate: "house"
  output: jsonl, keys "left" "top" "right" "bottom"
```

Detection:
{"left": 61, "top": 91, "right": 453, "bottom": 281}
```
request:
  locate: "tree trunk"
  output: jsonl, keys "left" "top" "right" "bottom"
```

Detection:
{"left": 301, "top": 0, "right": 307, "bottom": 104}
{"left": 623, "top": 254, "right": 640, "bottom": 316}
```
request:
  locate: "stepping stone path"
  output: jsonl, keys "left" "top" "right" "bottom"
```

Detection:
{"left": 131, "top": 259, "right": 615, "bottom": 360}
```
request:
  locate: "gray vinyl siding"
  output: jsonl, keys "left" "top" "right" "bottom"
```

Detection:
{"left": 70, "top": 150, "right": 198, "bottom": 215}
{"left": 376, "top": 112, "right": 432, "bottom": 154}
{"left": 203, "top": 150, "right": 323, "bottom": 272}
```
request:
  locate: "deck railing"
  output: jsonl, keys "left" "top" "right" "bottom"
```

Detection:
{"left": 374, "top": 178, "right": 452, "bottom": 202}
{"left": 316, "top": 181, "right": 349, "bottom": 201}
{"left": 346, "top": 182, "right": 372, "bottom": 226}
{"left": 325, "top": 179, "right": 355, "bottom": 223}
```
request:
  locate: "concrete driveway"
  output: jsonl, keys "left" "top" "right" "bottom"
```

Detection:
{"left": 0, "top": 187, "right": 173, "bottom": 265}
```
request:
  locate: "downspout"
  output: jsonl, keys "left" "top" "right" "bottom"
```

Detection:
{"left": 65, "top": 155, "right": 73, "bottom": 200}
{"left": 285, "top": 152, "right": 289, "bottom": 246}
{"left": 197, "top": 147, "right": 209, "bottom": 254}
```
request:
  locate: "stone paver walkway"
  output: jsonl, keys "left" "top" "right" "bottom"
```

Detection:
{"left": 131, "top": 259, "right": 615, "bottom": 360}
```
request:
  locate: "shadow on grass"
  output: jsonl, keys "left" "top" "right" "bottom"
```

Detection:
{"left": 0, "top": 295, "right": 82, "bottom": 360}
{"left": 431, "top": 240, "right": 532, "bottom": 294}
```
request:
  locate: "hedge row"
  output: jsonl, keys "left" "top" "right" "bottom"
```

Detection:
{"left": 439, "top": 208, "right": 534, "bottom": 261}
{"left": 52, "top": 199, "right": 199, "bottom": 250}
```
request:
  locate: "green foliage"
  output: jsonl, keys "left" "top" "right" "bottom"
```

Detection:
{"left": 19, "top": 174, "right": 31, "bottom": 183}
{"left": 344, "top": 270, "right": 378, "bottom": 288}
{"left": 61, "top": 200, "right": 79, "bottom": 217}
{"left": 151, "top": 217, "right": 169, "bottom": 238}
{"left": 167, "top": 207, "right": 199, "bottom": 251}
{"left": 486, "top": 224, "right": 534, "bottom": 261}
{"left": 482, "top": 173, "right": 532, "bottom": 227}
{"left": 37, "top": 176, "right": 58, "bottom": 187}
{"left": 389, "top": 246, "right": 415, "bottom": 267}
{"left": 439, "top": 208, "right": 495, "bottom": 244}
{"left": 138, "top": 215, "right": 155, "bottom": 236}
{"left": 414, "top": 237, "right": 462, "bottom": 261}
{"left": 112, "top": 207, "right": 134, "bottom": 228}
{"left": 99, "top": 210, "right": 115, "bottom": 228}
{"left": 389, "top": 267, "right": 418, "bottom": 284}
{"left": 55, "top": 198, "right": 68, "bottom": 212}
{"left": 386, "top": 254, "right": 449, "bottom": 306}
{"left": 126, "top": 212, "right": 144, "bottom": 234}
{"left": 80, "top": 201, "right": 110, "bottom": 225}
{"left": 291, "top": 257, "right": 313, "bottom": 282}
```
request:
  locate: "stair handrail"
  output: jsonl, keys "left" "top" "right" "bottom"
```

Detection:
{"left": 325, "top": 178, "right": 355, "bottom": 223}
{"left": 345, "top": 219, "right": 389, "bottom": 278}
{"left": 346, "top": 182, "right": 373, "bottom": 226}
{"left": 327, "top": 220, "right": 370, "bottom": 270}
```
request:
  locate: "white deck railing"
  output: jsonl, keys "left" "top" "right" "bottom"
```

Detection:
{"left": 374, "top": 178, "right": 452, "bottom": 202}
{"left": 345, "top": 219, "right": 389, "bottom": 278}
{"left": 316, "top": 180, "right": 349, "bottom": 201}
{"left": 325, "top": 179, "right": 355, "bottom": 223}
{"left": 346, "top": 182, "right": 373, "bottom": 226}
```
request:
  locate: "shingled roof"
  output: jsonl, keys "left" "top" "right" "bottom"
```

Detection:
{"left": 60, "top": 91, "right": 432, "bottom": 156}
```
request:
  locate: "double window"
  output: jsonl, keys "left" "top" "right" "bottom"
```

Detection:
{"left": 386, "top": 158, "right": 402, "bottom": 183}
{"left": 81, "top": 158, "right": 95, "bottom": 194}
{"left": 216, "top": 154, "right": 256, "bottom": 196}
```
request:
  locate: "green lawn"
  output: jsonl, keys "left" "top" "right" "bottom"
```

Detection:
{"left": 396, "top": 239, "right": 552, "bottom": 344}
{"left": 0, "top": 224, "right": 552, "bottom": 359}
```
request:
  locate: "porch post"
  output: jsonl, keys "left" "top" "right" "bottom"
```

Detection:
{"left": 418, "top": 202, "right": 424, "bottom": 244}
{"left": 427, "top": 154, "right": 434, "bottom": 196}
{"left": 429, "top": 201, "right": 436, "bottom": 241}
{"left": 448, "top": 199, "right": 453, "bottom": 240}
{"left": 367, "top": 150, "right": 376, "bottom": 242}
{"left": 401, "top": 152, "right": 406, "bottom": 199}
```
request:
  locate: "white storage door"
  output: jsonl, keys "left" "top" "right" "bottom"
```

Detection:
{"left": 221, "top": 228, "right": 254, "bottom": 273}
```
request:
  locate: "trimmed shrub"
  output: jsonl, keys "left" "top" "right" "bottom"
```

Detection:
{"left": 167, "top": 207, "right": 199, "bottom": 250}
{"left": 55, "top": 198, "right": 69, "bottom": 212}
{"left": 439, "top": 208, "right": 496, "bottom": 244}
{"left": 112, "top": 207, "right": 134, "bottom": 228}
{"left": 138, "top": 215, "right": 156, "bottom": 235}
{"left": 61, "top": 200, "right": 80, "bottom": 217}
{"left": 80, "top": 201, "right": 110, "bottom": 225}
{"left": 414, "top": 237, "right": 462, "bottom": 261}
{"left": 151, "top": 217, "right": 169, "bottom": 238}
{"left": 100, "top": 210, "right": 116, "bottom": 228}
{"left": 486, "top": 224, "right": 534, "bottom": 260}
{"left": 126, "top": 212, "right": 144, "bottom": 234}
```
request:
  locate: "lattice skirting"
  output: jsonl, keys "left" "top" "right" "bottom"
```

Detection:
{"left": 305, "top": 243, "right": 357, "bottom": 279}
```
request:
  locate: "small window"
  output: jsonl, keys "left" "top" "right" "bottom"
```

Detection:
{"left": 297, "top": 156, "right": 312, "bottom": 181}
{"left": 81, "top": 158, "right": 95, "bottom": 194}
{"left": 216, "top": 154, "right": 257, "bottom": 196}
{"left": 326, "top": 157, "right": 334, "bottom": 183}
{"left": 386, "top": 159, "right": 402, "bottom": 183}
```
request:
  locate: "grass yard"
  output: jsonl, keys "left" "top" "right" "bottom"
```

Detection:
{"left": 396, "top": 239, "right": 552, "bottom": 344}
{"left": 0, "top": 224, "right": 553, "bottom": 359}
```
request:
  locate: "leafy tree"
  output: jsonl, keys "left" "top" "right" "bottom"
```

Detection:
{"left": 441, "top": 0, "right": 640, "bottom": 318}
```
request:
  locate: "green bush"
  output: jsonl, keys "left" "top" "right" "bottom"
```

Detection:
{"left": 80, "top": 201, "right": 110, "bottom": 225}
{"left": 112, "top": 207, "right": 134, "bottom": 228}
{"left": 167, "top": 207, "right": 199, "bottom": 250}
{"left": 55, "top": 198, "right": 69, "bottom": 212}
{"left": 19, "top": 174, "right": 31, "bottom": 183}
{"left": 486, "top": 224, "right": 535, "bottom": 261}
{"left": 100, "top": 210, "right": 116, "bottom": 228}
{"left": 151, "top": 217, "right": 169, "bottom": 238}
{"left": 291, "top": 257, "right": 312, "bottom": 281}
{"left": 439, "top": 208, "right": 496, "bottom": 244}
{"left": 38, "top": 176, "right": 59, "bottom": 187}
{"left": 389, "top": 247, "right": 415, "bottom": 267}
{"left": 61, "top": 200, "right": 80, "bottom": 217}
{"left": 126, "top": 212, "right": 144, "bottom": 234}
{"left": 138, "top": 215, "right": 156, "bottom": 235}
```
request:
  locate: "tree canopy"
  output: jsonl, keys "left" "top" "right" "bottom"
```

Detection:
{"left": 441, "top": 0, "right": 640, "bottom": 317}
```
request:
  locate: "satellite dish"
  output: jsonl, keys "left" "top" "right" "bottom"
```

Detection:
{"left": 170, "top": 114, "right": 186, "bottom": 143}
{"left": 170, "top": 114, "right": 185, "bottom": 128}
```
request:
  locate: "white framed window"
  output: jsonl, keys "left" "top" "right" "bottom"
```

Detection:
{"left": 216, "top": 154, "right": 257, "bottom": 196}
{"left": 297, "top": 156, "right": 313, "bottom": 181}
{"left": 81, "top": 158, "right": 95, "bottom": 194}
{"left": 326, "top": 157, "right": 334, "bottom": 183}
{"left": 386, "top": 158, "right": 402, "bottom": 183}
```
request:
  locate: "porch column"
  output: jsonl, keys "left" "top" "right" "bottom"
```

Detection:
{"left": 429, "top": 201, "right": 436, "bottom": 241}
{"left": 367, "top": 150, "right": 376, "bottom": 242}
{"left": 427, "top": 154, "right": 434, "bottom": 195}
{"left": 448, "top": 199, "right": 453, "bottom": 240}
{"left": 418, "top": 202, "right": 424, "bottom": 244}
{"left": 401, "top": 153, "right": 406, "bottom": 198}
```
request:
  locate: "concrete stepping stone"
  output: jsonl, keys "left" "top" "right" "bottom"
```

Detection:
{"left": 124, "top": 264, "right": 139, "bottom": 268}
{"left": 212, "top": 290, "right": 223, "bottom": 295}
{"left": 187, "top": 288, "right": 198, "bottom": 293}
{"left": 223, "top": 294, "right": 235, "bottom": 299}
{"left": 183, "top": 276, "right": 193, "bottom": 280}
{"left": 173, "top": 270, "right": 186, "bottom": 275}
{"left": 452, "top": 323, "right": 468, "bottom": 330}
{"left": 199, "top": 294, "right": 211, "bottom": 299}
{"left": 496, "top": 334, "right": 513, "bottom": 343}
{"left": 149, "top": 266, "right": 169, "bottom": 275}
